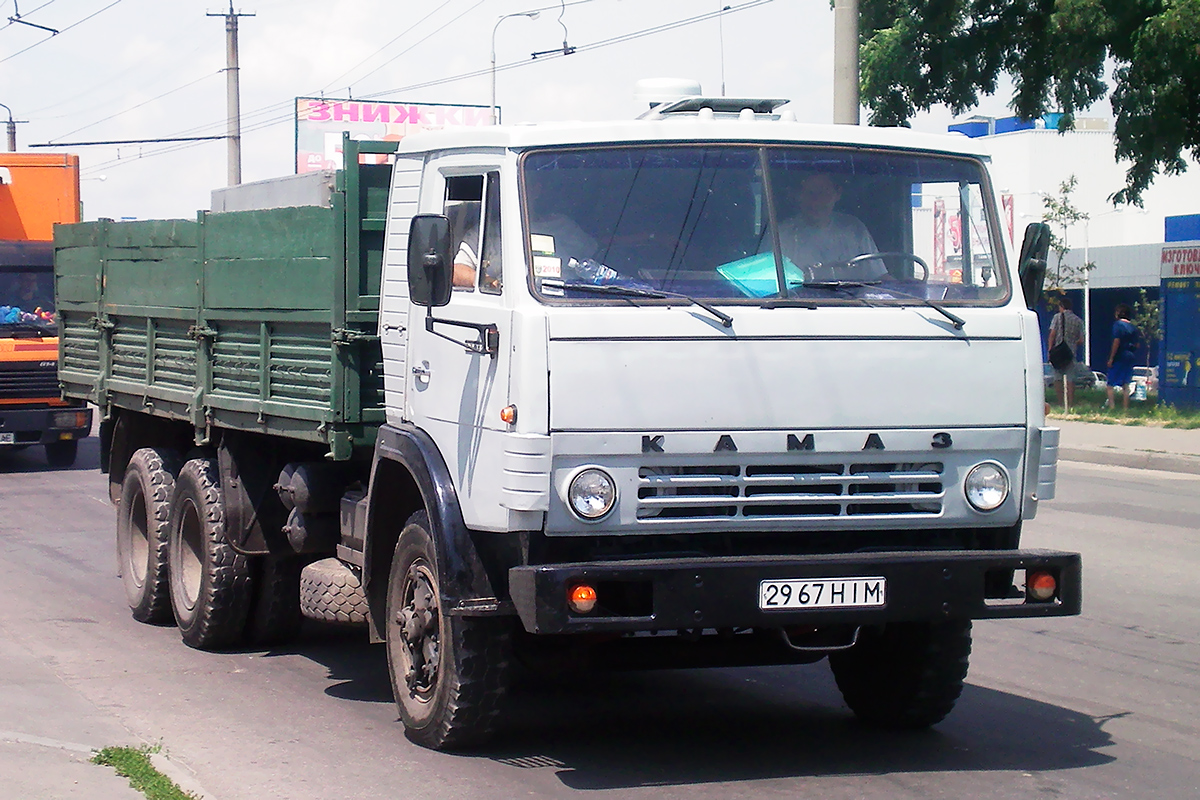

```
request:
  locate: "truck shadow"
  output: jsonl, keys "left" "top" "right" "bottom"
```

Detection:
{"left": 489, "top": 667, "right": 1118, "bottom": 788}
{"left": 0, "top": 434, "right": 101, "bottom": 473}
{"left": 280, "top": 631, "right": 1117, "bottom": 786}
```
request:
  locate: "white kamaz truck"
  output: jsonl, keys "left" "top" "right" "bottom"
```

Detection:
{"left": 57, "top": 99, "right": 1074, "bottom": 751}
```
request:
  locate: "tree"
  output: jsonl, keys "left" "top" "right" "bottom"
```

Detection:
{"left": 1040, "top": 175, "right": 1095, "bottom": 297}
{"left": 1132, "top": 287, "right": 1161, "bottom": 366}
{"left": 857, "top": 1, "right": 1200, "bottom": 205}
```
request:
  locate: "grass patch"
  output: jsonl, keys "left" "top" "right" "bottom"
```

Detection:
{"left": 1046, "top": 387, "right": 1200, "bottom": 428}
{"left": 91, "top": 745, "right": 199, "bottom": 800}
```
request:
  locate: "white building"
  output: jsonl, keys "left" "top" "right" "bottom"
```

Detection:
{"left": 953, "top": 116, "right": 1200, "bottom": 367}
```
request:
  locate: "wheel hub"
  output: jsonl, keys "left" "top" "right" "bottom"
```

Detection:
{"left": 395, "top": 562, "right": 440, "bottom": 694}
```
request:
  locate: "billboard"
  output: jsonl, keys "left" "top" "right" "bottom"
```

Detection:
{"left": 1159, "top": 241, "right": 1200, "bottom": 407}
{"left": 295, "top": 97, "right": 493, "bottom": 174}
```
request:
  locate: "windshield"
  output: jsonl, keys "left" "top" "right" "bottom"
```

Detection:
{"left": 521, "top": 144, "right": 1008, "bottom": 306}
{"left": 1, "top": 267, "right": 56, "bottom": 334}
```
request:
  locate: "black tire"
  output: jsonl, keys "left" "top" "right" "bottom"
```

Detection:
{"left": 300, "top": 558, "right": 369, "bottom": 625}
{"left": 167, "top": 457, "right": 255, "bottom": 650}
{"left": 116, "top": 447, "right": 182, "bottom": 624}
{"left": 45, "top": 439, "right": 78, "bottom": 468}
{"left": 245, "top": 554, "right": 306, "bottom": 646}
{"left": 829, "top": 620, "right": 972, "bottom": 729}
{"left": 385, "top": 511, "right": 511, "bottom": 750}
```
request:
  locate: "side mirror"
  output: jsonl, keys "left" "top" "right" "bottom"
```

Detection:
{"left": 1018, "top": 222, "right": 1050, "bottom": 310}
{"left": 407, "top": 214, "right": 453, "bottom": 308}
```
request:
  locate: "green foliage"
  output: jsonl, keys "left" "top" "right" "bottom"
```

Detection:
{"left": 1133, "top": 287, "right": 1161, "bottom": 362}
{"left": 858, "top": 0, "right": 1200, "bottom": 204}
{"left": 92, "top": 746, "right": 199, "bottom": 800}
{"left": 1046, "top": 385, "right": 1200, "bottom": 427}
{"left": 1040, "top": 175, "right": 1095, "bottom": 293}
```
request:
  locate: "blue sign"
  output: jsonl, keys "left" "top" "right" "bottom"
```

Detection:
{"left": 1160, "top": 242, "right": 1200, "bottom": 408}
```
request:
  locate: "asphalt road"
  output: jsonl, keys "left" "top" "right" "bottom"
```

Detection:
{"left": 1, "top": 437, "right": 1197, "bottom": 799}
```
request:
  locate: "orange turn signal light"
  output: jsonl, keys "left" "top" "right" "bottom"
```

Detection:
{"left": 1026, "top": 570, "right": 1057, "bottom": 602}
{"left": 567, "top": 583, "right": 598, "bottom": 614}
{"left": 500, "top": 404, "right": 517, "bottom": 424}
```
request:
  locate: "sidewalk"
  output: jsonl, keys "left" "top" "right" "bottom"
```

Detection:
{"left": 1055, "top": 418, "right": 1200, "bottom": 475}
{"left": 0, "top": 632, "right": 212, "bottom": 800}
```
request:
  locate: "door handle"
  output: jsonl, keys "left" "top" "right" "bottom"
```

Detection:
{"left": 412, "top": 362, "right": 431, "bottom": 384}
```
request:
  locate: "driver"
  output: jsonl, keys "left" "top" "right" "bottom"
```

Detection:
{"left": 771, "top": 172, "right": 883, "bottom": 282}
{"left": 7, "top": 272, "right": 55, "bottom": 311}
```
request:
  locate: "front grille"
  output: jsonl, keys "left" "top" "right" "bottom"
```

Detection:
{"left": 637, "top": 461, "right": 944, "bottom": 521}
{"left": 0, "top": 361, "right": 59, "bottom": 399}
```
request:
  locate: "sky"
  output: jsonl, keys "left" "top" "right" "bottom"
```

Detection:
{"left": 2, "top": 0, "right": 1049, "bottom": 222}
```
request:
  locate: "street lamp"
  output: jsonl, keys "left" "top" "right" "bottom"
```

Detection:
{"left": 491, "top": 10, "right": 540, "bottom": 126}
{"left": 1080, "top": 207, "right": 1145, "bottom": 366}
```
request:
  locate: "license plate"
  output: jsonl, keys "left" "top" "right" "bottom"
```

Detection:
{"left": 0, "top": 433, "right": 14, "bottom": 445}
{"left": 759, "top": 576, "right": 886, "bottom": 610}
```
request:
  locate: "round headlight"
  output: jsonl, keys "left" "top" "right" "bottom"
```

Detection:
{"left": 568, "top": 468, "right": 616, "bottom": 520}
{"left": 964, "top": 462, "right": 1009, "bottom": 511}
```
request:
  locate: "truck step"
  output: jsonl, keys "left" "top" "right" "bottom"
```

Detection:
{"left": 299, "top": 558, "right": 369, "bottom": 625}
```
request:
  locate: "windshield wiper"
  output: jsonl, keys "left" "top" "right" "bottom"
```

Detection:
{"left": 792, "top": 280, "right": 966, "bottom": 330}
{"left": 866, "top": 283, "right": 966, "bottom": 330}
{"left": 558, "top": 282, "right": 734, "bottom": 328}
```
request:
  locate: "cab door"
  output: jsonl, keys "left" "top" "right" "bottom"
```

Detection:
{"left": 405, "top": 167, "right": 514, "bottom": 531}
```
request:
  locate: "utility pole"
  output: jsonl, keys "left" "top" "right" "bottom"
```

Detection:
{"left": 832, "top": 0, "right": 859, "bottom": 125}
{"left": 0, "top": 102, "right": 20, "bottom": 151}
{"left": 208, "top": 3, "right": 254, "bottom": 186}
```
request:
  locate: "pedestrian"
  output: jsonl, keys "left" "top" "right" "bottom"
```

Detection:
{"left": 1047, "top": 295, "right": 1084, "bottom": 407}
{"left": 1105, "top": 303, "right": 1140, "bottom": 411}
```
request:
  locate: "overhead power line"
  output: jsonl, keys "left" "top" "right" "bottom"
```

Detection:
{"left": 76, "top": 0, "right": 774, "bottom": 176}
{"left": 42, "top": 70, "right": 221, "bottom": 143}
{"left": 31, "top": 135, "right": 226, "bottom": 147}
{"left": 0, "top": 0, "right": 124, "bottom": 64}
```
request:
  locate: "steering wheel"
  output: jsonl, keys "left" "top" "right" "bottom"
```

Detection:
{"left": 846, "top": 251, "right": 930, "bottom": 282}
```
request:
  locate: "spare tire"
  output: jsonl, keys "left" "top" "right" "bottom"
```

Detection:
{"left": 300, "top": 558, "right": 369, "bottom": 625}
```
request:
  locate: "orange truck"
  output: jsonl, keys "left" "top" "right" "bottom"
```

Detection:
{"left": 1, "top": 153, "right": 91, "bottom": 467}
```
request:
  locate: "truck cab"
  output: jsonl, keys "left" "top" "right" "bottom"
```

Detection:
{"left": 1, "top": 241, "right": 91, "bottom": 466}
{"left": 384, "top": 106, "right": 1058, "bottom": 554}
{"left": 366, "top": 101, "right": 1072, "bottom": 746}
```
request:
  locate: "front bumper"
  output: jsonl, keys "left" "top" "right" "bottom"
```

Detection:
{"left": 509, "top": 548, "right": 1081, "bottom": 634}
{"left": 0, "top": 404, "right": 92, "bottom": 446}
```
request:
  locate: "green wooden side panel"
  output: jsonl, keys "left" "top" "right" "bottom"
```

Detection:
{"left": 204, "top": 206, "right": 338, "bottom": 260}
{"left": 104, "top": 257, "right": 200, "bottom": 308}
{"left": 54, "top": 246, "right": 102, "bottom": 303}
{"left": 52, "top": 139, "right": 398, "bottom": 457}
{"left": 204, "top": 258, "right": 335, "bottom": 310}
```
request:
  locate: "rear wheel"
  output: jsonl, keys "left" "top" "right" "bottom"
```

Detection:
{"left": 116, "top": 447, "right": 181, "bottom": 624}
{"left": 45, "top": 439, "right": 78, "bottom": 468}
{"left": 385, "top": 511, "right": 511, "bottom": 750}
{"left": 245, "top": 554, "right": 306, "bottom": 646}
{"left": 167, "top": 457, "right": 254, "bottom": 649}
{"left": 829, "top": 620, "right": 971, "bottom": 729}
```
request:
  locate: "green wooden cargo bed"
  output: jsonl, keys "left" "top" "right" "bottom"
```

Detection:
{"left": 54, "top": 139, "right": 398, "bottom": 460}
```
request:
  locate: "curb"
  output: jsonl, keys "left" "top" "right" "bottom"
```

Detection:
{"left": 150, "top": 752, "right": 217, "bottom": 800}
{"left": 1059, "top": 446, "right": 1200, "bottom": 476}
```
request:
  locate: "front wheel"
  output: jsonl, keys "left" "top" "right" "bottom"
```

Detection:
{"left": 829, "top": 620, "right": 971, "bottom": 729}
{"left": 385, "top": 511, "right": 511, "bottom": 750}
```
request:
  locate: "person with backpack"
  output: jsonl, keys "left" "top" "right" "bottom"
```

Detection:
{"left": 1047, "top": 296, "right": 1085, "bottom": 407}
{"left": 1105, "top": 303, "right": 1141, "bottom": 410}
